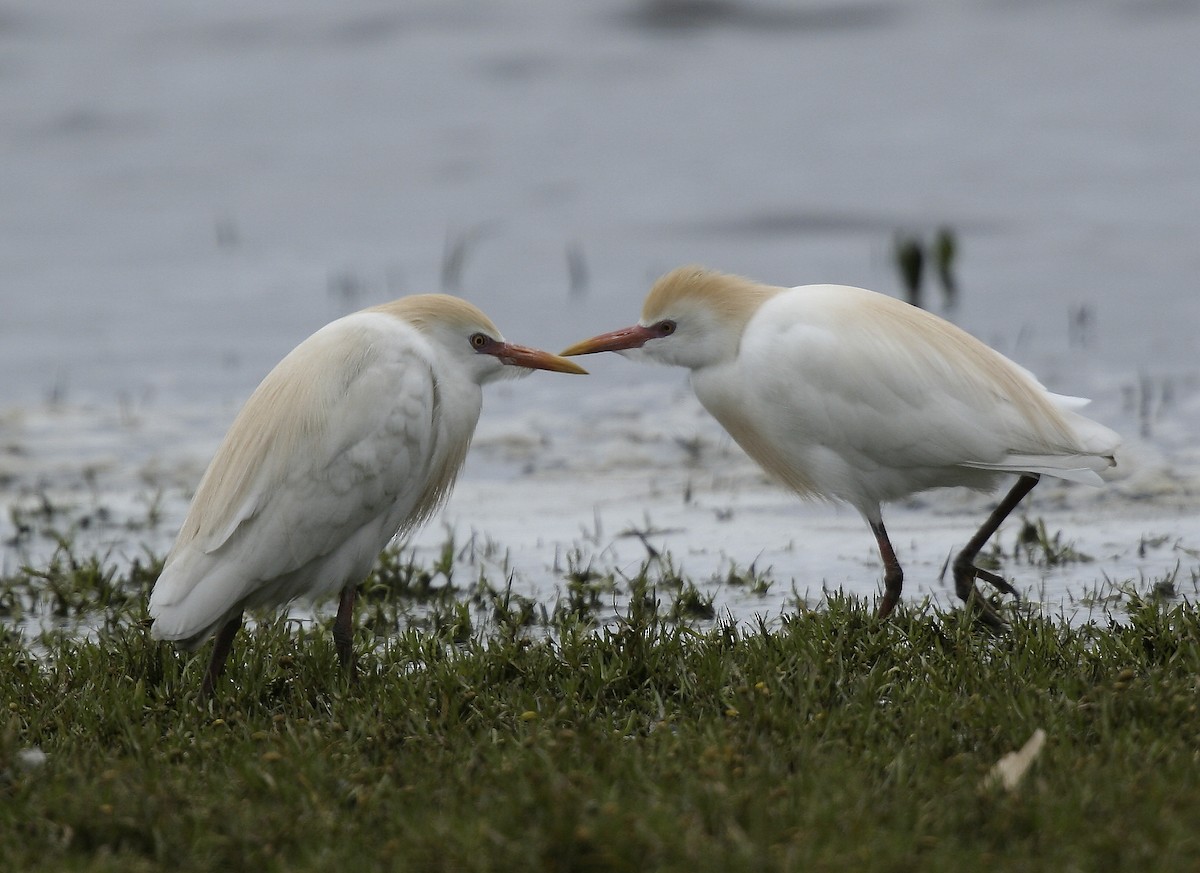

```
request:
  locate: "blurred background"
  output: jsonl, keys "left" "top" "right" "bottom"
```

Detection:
{"left": 1, "top": 0, "right": 1196, "bottom": 603}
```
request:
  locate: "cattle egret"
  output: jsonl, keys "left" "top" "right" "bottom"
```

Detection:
{"left": 562, "top": 266, "right": 1119, "bottom": 625}
{"left": 150, "top": 295, "right": 586, "bottom": 696}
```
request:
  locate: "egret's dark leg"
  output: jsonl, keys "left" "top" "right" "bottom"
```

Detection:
{"left": 871, "top": 520, "right": 904, "bottom": 620}
{"left": 333, "top": 583, "right": 358, "bottom": 676}
{"left": 201, "top": 612, "right": 243, "bottom": 700}
{"left": 952, "top": 474, "right": 1040, "bottom": 628}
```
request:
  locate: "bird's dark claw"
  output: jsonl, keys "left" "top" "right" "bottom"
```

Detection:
{"left": 972, "top": 565, "right": 1021, "bottom": 601}
{"left": 953, "top": 560, "right": 1014, "bottom": 633}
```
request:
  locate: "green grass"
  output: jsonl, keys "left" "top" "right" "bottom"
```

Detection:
{"left": 2, "top": 543, "right": 1199, "bottom": 872}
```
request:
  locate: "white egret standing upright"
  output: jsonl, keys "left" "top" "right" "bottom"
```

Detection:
{"left": 562, "top": 266, "right": 1119, "bottom": 624}
{"left": 149, "top": 295, "right": 586, "bottom": 696}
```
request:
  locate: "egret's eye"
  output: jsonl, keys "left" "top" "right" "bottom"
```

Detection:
{"left": 470, "top": 333, "right": 491, "bottom": 350}
{"left": 658, "top": 320, "right": 677, "bottom": 336}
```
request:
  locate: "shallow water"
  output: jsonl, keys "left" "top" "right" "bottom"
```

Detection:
{"left": 2, "top": 0, "right": 1198, "bottom": 623}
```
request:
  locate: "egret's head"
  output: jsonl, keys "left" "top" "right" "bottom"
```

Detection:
{"left": 376, "top": 295, "right": 587, "bottom": 385}
{"left": 561, "top": 266, "right": 779, "bottom": 370}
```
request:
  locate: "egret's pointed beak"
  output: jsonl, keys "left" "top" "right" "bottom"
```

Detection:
{"left": 560, "top": 325, "right": 657, "bottom": 357}
{"left": 494, "top": 343, "right": 588, "bottom": 374}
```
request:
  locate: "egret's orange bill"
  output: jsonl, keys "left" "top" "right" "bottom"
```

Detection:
{"left": 560, "top": 325, "right": 657, "bottom": 356}
{"left": 497, "top": 343, "right": 588, "bottom": 374}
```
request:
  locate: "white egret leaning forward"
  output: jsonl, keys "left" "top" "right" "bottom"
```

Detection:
{"left": 150, "top": 295, "right": 586, "bottom": 696}
{"left": 562, "top": 266, "right": 1118, "bottom": 625}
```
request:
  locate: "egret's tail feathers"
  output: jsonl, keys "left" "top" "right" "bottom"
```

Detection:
{"left": 148, "top": 607, "right": 225, "bottom": 650}
{"left": 1062, "top": 414, "right": 1121, "bottom": 460}
{"left": 148, "top": 559, "right": 249, "bottom": 650}
{"left": 979, "top": 398, "right": 1120, "bottom": 486}
{"left": 149, "top": 597, "right": 229, "bottom": 650}
{"left": 966, "top": 450, "right": 1117, "bottom": 487}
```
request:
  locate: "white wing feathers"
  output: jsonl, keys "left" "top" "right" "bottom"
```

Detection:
{"left": 735, "top": 286, "right": 1118, "bottom": 491}
{"left": 149, "top": 315, "right": 467, "bottom": 646}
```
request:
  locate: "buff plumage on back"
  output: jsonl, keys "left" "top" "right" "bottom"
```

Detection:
{"left": 840, "top": 287, "right": 1085, "bottom": 454}
{"left": 176, "top": 295, "right": 490, "bottom": 555}
{"left": 175, "top": 329, "right": 380, "bottom": 555}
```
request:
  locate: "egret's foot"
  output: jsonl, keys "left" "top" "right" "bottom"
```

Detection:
{"left": 964, "top": 586, "right": 1009, "bottom": 634}
{"left": 972, "top": 565, "right": 1021, "bottom": 601}
{"left": 947, "top": 474, "right": 1037, "bottom": 633}
{"left": 954, "top": 558, "right": 1016, "bottom": 633}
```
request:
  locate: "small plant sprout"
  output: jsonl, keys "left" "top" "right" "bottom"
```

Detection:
{"left": 669, "top": 580, "right": 716, "bottom": 621}
{"left": 721, "top": 558, "right": 774, "bottom": 596}
{"left": 1016, "top": 517, "right": 1093, "bottom": 567}
{"left": 933, "top": 226, "right": 959, "bottom": 310}
{"left": 892, "top": 233, "right": 925, "bottom": 308}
